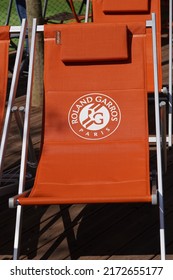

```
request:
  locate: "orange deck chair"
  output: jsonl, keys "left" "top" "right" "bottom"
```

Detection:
{"left": 91, "top": 0, "right": 172, "bottom": 147}
{"left": 0, "top": 20, "right": 28, "bottom": 195}
{"left": 10, "top": 16, "right": 166, "bottom": 259}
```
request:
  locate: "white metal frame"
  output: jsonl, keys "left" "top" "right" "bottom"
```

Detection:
{"left": 85, "top": 0, "right": 90, "bottom": 22}
{"left": 12, "top": 18, "right": 37, "bottom": 260}
{"left": 168, "top": 0, "right": 172, "bottom": 146}
{"left": 150, "top": 13, "right": 166, "bottom": 260}
{"left": 10, "top": 25, "right": 44, "bottom": 33}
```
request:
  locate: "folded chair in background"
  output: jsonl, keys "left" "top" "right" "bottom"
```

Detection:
{"left": 0, "top": 19, "right": 36, "bottom": 196}
{"left": 92, "top": 0, "right": 172, "bottom": 148}
{"left": 9, "top": 15, "right": 166, "bottom": 260}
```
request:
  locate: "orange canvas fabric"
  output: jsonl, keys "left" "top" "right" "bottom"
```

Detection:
{"left": 92, "top": 0, "right": 162, "bottom": 93}
{"left": 18, "top": 22, "right": 151, "bottom": 205}
{"left": 102, "top": 0, "right": 149, "bottom": 12}
{"left": 0, "top": 26, "right": 10, "bottom": 135}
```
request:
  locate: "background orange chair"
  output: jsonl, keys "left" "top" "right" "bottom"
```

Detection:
{"left": 92, "top": 0, "right": 162, "bottom": 94}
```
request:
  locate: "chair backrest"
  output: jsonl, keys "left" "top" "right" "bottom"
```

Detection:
{"left": 92, "top": 0, "right": 162, "bottom": 93}
{"left": 0, "top": 26, "right": 10, "bottom": 135}
{"left": 18, "top": 22, "right": 152, "bottom": 205}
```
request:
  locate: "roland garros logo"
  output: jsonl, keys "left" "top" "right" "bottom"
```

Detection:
{"left": 68, "top": 93, "right": 121, "bottom": 140}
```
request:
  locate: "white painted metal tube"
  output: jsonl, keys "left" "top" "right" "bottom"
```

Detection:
{"left": 0, "top": 19, "right": 27, "bottom": 178}
{"left": 85, "top": 0, "right": 90, "bottom": 23}
{"left": 10, "top": 25, "right": 44, "bottom": 33}
{"left": 151, "top": 13, "right": 166, "bottom": 260}
{"left": 149, "top": 135, "right": 169, "bottom": 143}
{"left": 13, "top": 18, "right": 37, "bottom": 260}
{"left": 168, "top": 0, "right": 173, "bottom": 146}
{"left": 10, "top": 26, "right": 22, "bottom": 32}
{"left": 13, "top": 205, "right": 23, "bottom": 260}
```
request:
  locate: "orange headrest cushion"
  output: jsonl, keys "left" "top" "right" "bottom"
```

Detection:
{"left": 60, "top": 23, "right": 128, "bottom": 63}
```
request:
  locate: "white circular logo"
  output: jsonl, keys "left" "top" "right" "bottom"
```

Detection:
{"left": 68, "top": 93, "right": 121, "bottom": 140}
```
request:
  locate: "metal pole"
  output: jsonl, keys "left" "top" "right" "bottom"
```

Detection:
{"left": 10, "top": 25, "right": 44, "bottom": 33}
{"left": 168, "top": 0, "right": 173, "bottom": 146}
{"left": 151, "top": 13, "right": 166, "bottom": 260}
{"left": 85, "top": 0, "right": 90, "bottom": 22}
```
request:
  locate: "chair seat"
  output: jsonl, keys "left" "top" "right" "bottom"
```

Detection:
{"left": 18, "top": 140, "right": 151, "bottom": 205}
